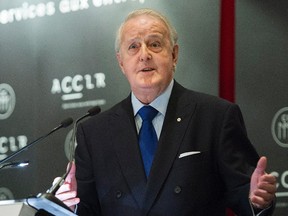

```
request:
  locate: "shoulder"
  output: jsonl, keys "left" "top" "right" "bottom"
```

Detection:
{"left": 173, "top": 81, "right": 237, "bottom": 111}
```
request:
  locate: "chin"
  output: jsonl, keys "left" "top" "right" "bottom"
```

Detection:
{"left": 139, "top": 80, "right": 158, "bottom": 88}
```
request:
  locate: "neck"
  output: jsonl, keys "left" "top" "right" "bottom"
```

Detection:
{"left": 132, "top": 80, "right": 174, "bottom": 105}
{"left": 135, "top": 93, "right": 158, "bottom": 105}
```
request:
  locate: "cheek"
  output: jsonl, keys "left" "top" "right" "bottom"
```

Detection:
{"left": 157, "top": 56, "right": 174, "bottom": 72}
{"left": 122, "top": 61, "right": 134, "bottom": 74}
{"left": 121, "top": 61, "right": 138, "bottom": 79}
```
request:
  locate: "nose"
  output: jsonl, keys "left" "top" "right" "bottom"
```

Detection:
{"left": 139, "top": 45, "right": 152, "bottom": 62}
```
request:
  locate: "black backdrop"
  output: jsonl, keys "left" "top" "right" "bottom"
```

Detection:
{"left": 236, "top": 1, "right": 288, "bottom": 214}
{"left": 0, "top": 0, "right": 287, "bottom": 215}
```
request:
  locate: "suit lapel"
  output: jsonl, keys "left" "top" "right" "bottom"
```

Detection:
{"left": 109, "top": 97, "right": 147, "bottom": 208}
{"left": 108, "top": 83, "right": 197, "bottom": 213}
{"left": 142, "top": 82, "right": 197, "bottom": 213}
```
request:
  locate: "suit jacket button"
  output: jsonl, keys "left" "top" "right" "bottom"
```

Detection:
{"left": 116, "top": 190, "right": 122, "bottom": 199}
{"left": 174, "top": 186, "right": 182, "bottom": 194}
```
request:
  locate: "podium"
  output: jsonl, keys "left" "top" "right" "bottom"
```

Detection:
{"left": 0, "top": 200, "right": 36, "bottom": 216}
{"left": 0, "top": 197, "right": 77, "bottom": 216}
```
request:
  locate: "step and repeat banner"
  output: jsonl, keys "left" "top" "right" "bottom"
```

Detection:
{"left": 236, "top": 0, "right": 288, "bottom": 215}
{"left": 0, "top": 0, "right": 219, "bottom": 201}
{"left": 0, "top": 0, "right": 287, "bottom": 215}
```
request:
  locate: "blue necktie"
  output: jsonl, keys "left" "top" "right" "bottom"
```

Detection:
{"left": 138, "top": 106, "right": 158, "bottom": 177}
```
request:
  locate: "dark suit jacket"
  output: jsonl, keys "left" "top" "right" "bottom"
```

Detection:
{"left": 75, "top": 81, "right": 273, "bottom": 216}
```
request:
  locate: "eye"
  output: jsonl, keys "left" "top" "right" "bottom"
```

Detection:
{"left": 128, "top": 43, "right": 140, "bottom": 55}
{"left": 149, "top": 41, "right": 162, "bottom": 52}
{"left": 128, "top": 43, "right": 139, "bottom": 50}
{"left": 151, "top": 41, "right": 160, "bottom": 48}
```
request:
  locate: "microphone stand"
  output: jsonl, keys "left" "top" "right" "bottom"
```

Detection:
{"left": 47, "top": 106, "right": 101, "bottom": 195}
{"left": 0, "top": 117, "right": 74, "bottom": 215}
{"left": 0, "top": 118, "right": 73, "bottom": 166}
{"left": 32, "top": 106, "right": 101, "bottom": 215}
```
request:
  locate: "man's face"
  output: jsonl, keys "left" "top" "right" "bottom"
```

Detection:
{"left": 116, "top": 15, "right": 178, "bottom": 99}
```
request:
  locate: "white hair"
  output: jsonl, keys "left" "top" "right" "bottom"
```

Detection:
{"left": 115, "top": 8, "right": 178, "bottom": 52}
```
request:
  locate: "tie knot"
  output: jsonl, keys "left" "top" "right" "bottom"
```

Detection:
{"left": 138, "top": 106, "right": 158, "bottom": 122}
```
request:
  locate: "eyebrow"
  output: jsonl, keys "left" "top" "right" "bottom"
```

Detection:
{"left": 126, "top": 33, "right": 164, "bottom": 44}
{"left": 146, "top": 34, "right": 164, "bottom": 40}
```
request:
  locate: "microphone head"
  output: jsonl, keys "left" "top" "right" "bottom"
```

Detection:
{"left": 60, "top": 117, "right": 73, "bottom": 128}
{"left": 88, "top": 106, "right": 101, "bottom": 116}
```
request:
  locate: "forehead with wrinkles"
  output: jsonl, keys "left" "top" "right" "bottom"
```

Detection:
{"left": 115, "top": 9, "right": 178, "bottom": 52}
{"left": 121, "top": 15, "right": 169, "bottom": 42}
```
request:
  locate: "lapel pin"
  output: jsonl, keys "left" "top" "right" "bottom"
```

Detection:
{"left": 177, "top": 117, "right": 181, "bottom": 122}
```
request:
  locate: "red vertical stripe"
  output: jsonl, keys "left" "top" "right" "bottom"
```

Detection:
{"left": 220, "top": 1, "right": 236, "bottom": 216}
{"left": 219, "top": 0, "right": 235, "bottom": 103}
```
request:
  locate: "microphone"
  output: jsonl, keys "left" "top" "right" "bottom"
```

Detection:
{"left": 0, "top": 160, "right": 29, "bottom": 170}
{"left": 47, "top": 106, "right": 101, "bottom": 195}
{"left": 0, "top": 117, "right": 73, "bottom": 166}
{"left": 32, "top": 106, "right": 101, "bottom": 215}
{"left": 69, "top": 106, "right": 101, "bottom": 162}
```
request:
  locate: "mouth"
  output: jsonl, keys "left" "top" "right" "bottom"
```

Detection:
{"left": 140, "top": 67, "right": 155, "bottom": 72}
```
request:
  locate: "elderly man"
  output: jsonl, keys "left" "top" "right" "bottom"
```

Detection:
{"left": 55, "top": 8, "right": 276, "bottom": 216}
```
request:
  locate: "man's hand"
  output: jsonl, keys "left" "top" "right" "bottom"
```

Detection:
{"left": 54, "top": 162, "right": 80, "bottom": 211}
{"left": 249, "top": 156, "right": 277, "bottom": 209}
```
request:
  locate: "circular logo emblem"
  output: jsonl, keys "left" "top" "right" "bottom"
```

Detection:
{"left": 0, "top": 83, "right": 16, "bottom": 120}
{"left": 0, "top": 187, "right": 14, "bottom": 200}
{"left": 64, "top": 129, "right": 77, "bottom": 161}
{"left": 271, "top": 107, "right": 288, "bottom": 148}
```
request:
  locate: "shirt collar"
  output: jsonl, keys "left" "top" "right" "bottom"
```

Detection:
{"left": 131, "top": 79, "right": 174, "bottom": 116}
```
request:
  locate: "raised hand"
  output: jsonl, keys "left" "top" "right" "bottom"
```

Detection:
{"left": 249, "top": 156, "right": 277, "bottom": 209}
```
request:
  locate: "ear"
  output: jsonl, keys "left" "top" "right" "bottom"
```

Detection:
{"left": 172, "top": 44, "right": 179, "bottom": 67}
{"left": 116, "top": 52, "right": 125, "bottom": 74}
